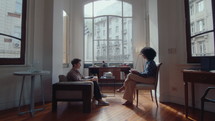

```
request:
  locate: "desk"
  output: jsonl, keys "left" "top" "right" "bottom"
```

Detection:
{"left": 14, "top": 71, "right": 50, "bottom": 116}
{"left": 182, "top": 70, "right": 215, "bottom": 118}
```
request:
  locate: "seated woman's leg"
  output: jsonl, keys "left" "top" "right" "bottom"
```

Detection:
{"left": 123, "top": 75, "right": 136, "bottom": 104}
{"left": 116, "top": 86, "right": 125, "bottom": 92}
{"left": 122, "top": 73, "right": 155, "bottom": 105}
{"left": 116, "top": 73, "right": 132, "bottom": 92}
{"left": 130, "top": 74, "right": 156, "bottom": 84}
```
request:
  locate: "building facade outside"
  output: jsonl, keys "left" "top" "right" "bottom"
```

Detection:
{"left": 189, "top": 0, "right": 214, "bottom": 56}
{"left": 0, "top": 0, "right": 22, "bottom": 58}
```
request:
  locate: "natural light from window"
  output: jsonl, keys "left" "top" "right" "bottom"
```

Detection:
{"left": 0, "top": 0, "right": 23, "bottom": 58}
{"left": 188, "top": 0, "right": 214, "bottom": 57}
{"left": 84, "top": 0, "right": 133, "bottom": 65}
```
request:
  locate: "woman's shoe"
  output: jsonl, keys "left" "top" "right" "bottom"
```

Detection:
{"left": 116, "top": 86, "right": 125, "bottom": 92}
{"left": 122, "top": 101, "right": 133, "bottom": 105}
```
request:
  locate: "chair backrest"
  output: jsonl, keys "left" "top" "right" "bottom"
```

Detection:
{"left": 154, "top": 63, "right": 162, "bottom": 88}
{"left": 59, "top": 75, "right": 68, "bottom": 82}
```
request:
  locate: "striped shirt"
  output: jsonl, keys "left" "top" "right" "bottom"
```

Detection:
{"left": 67, "top": 68, "right": 88, "bottom": 81}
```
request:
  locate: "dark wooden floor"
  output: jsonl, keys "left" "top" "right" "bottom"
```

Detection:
{"left": 1, "top": 89, "right": 215, "bottom": 121}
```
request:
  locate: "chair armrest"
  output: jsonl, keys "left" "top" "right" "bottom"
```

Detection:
{"left": 53, "top": 81, "right": 94, "bottom": 98}
{"left": 52, "top": 81, "right": 94, "bottom": 113}
{"left": 201, "top": 87, "right": 215, "bottom": 100}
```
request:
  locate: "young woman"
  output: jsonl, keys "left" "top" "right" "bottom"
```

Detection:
{"left": 116, "top": 47, "right": 157, "bottom": 105}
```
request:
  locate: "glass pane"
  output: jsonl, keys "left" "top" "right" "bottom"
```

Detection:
{"left": 191, "top": 32, "right": 215, "bottom": 57}
{"left": 94, "top": 1, "right": 122, "bottom": 17}
{"left": 84, "top": 2, "right": 93, "bottom": 17}
{"left": 108, "top": 16, "right": 123, "bottom": 62}
{"left": 0, "top": 35, "right": 21, "bottom": 58}
{"left": 123, "top": 2, "right": 132, "bottom": 17}
{"left": 94, "top": 17, "right": 107, "bottom": 62}
{"left": 123, "top": 18, "right": 133, "bottom": 62}
{"left": 108, "top": 16, "right": 122, "bottom": 41}
{"left": 189, "top": 0, "right": 213, "bottom": 36}
{"left": 94, "top": 17, "right": 107, "bottom": 40}
{"left": 108, "top": 41, "right": 123, "bottom": 61}
{"left": 0, "top": 0, "right": 23, "bottom": 38}
{"left": 84, "top": 19, "right": 93, "bottom": 62}
{"left": 94, "top": 40, "right": 107, "bottom": 61}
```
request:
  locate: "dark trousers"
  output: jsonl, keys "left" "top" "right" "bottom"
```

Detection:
{"left": 92, "top": 81, "right": 102, "bottom": 100}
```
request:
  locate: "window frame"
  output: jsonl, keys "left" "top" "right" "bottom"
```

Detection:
{"left": 0, "top": 0, "right": 27, "bottom": 65}
{"left": 84, "top": 1, "right": 133, "bottom": 65}
{"left": 184, "top": 0, "right": 215, "bottom": 63}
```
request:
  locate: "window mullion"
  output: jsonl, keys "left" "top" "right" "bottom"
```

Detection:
{"left": 92, "top": 2, "right": 95, "bottom": 65}
{"left": 122, "top": 0, "right": 124, "bottom": 63}
{"left": 107, "top": 16, "right": 109, "bottom": 63}
{"left": 212, "top": 0, "right": 215, "bottom": 54}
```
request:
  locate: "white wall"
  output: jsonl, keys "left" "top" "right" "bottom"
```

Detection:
{"left": 148, "top": 0, "right": 159, "bottom": 60}
{"left": 52, "top": 0, "right": 64, "bottom": 83}
{"left": 131, "top": 0, "right": 148, "bottom": 72}
{"left": 71, "top": 0, "right": 83, "bottom": 60}
{"left": 52, "top": 0, "right": 71, "bottom": 83}
{"left": 43, "top": 0, "right": 54, "bottom": 101}
{"left": 147, "top": 0, "right": 161, "bottom": 102}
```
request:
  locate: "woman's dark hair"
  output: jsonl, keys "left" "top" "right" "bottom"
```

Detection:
{"left": 71, "top": 58, "right": 81, "bottom": 67}
{"left": 140, "top": 47, "right": 156, "bottom": 60}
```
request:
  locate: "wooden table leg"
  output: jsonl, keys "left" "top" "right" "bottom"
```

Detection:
{"left": 30, "top": 75, "right": 35, "bottom": 116}
{"left": 18, "top": 76, "right": 25, "bottom": 114}
{"left": 184, "top": 81, "right": 188, "bottom": 118}
{"left": 191, "top": 82, "right": 195, "bottom": 109}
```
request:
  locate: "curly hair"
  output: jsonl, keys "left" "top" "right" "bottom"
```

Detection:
{"left": 71, "top": 58, "right": 81, "bottom": 67}
{"left": 140, "top": 47, "right": 156, "bottom": 60}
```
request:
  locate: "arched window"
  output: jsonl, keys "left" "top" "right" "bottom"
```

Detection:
{"left": 84, "top": 0, "right": 133, "bottom": 65}
{"left": 0, "top": 0, "right": 27, "bottom": 65}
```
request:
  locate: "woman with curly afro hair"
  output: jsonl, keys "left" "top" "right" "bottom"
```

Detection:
{"left": 116, "top": 47, "right": 157, "bottom": 105}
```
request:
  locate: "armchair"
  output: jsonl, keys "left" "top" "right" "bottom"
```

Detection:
{"left": 52, "top": 75, "right": 94, "bottom": 113}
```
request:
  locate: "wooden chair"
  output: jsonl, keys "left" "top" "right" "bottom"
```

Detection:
{"left": 135, "top": 63, "right": 162, "bottom": 107}
{"left": 201, "top": 87, "right": 215, "bottom": 121}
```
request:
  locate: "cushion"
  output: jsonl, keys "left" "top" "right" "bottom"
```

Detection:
{"left": 59, "top": 75, "right": 68, "bottom": 82}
